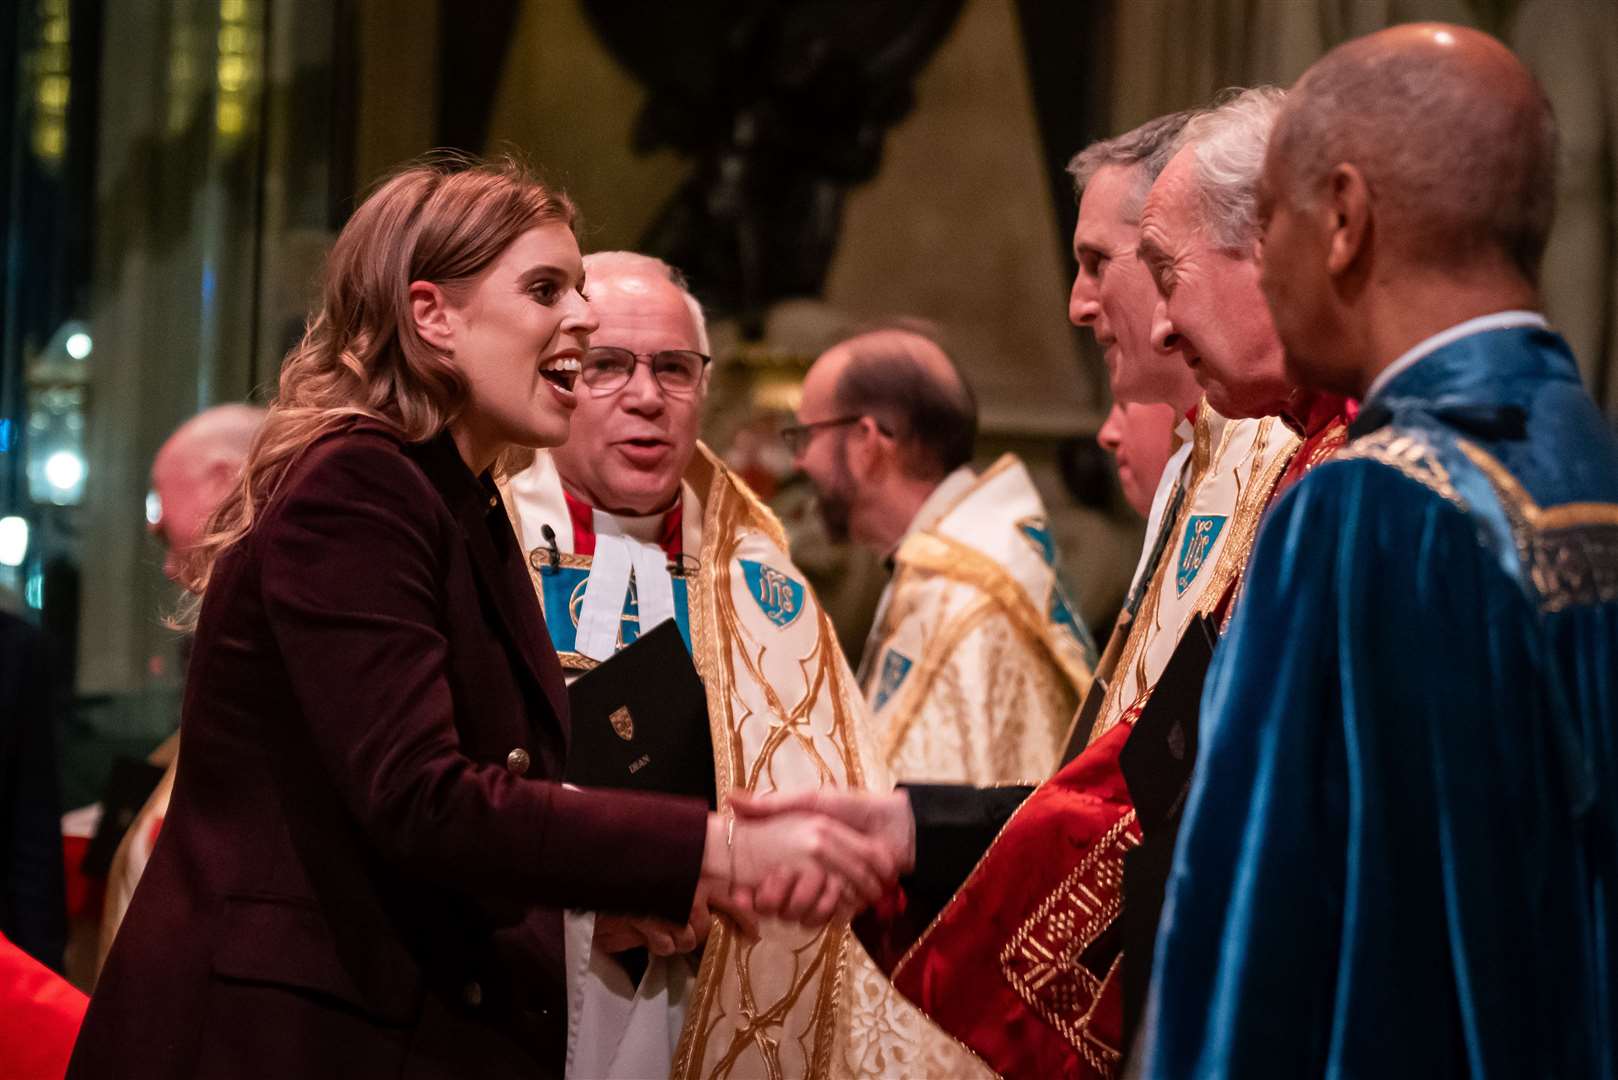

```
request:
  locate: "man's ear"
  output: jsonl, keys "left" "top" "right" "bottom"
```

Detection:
{"left": 410, "top": 280, "right": 456, "bottom": 353}
{"left": 846, "top": 415, "right": 888, "bottom": 481}
{"left": 1325, "top": 163, "right": 1371, "bottom": 277}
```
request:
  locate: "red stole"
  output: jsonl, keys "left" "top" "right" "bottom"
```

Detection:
{"left": 888, "top": 394, "right": 1356, "bottom": 1079}
{"left": 892, "top": 718, "right": 1140, "bottom": 1079}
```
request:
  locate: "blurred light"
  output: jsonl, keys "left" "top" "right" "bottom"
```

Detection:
{"left": 0, "top": 517, "right": 27, "bottom": 567}
{"left": 26, "top": 388, "right": 87, "bottom": 505}
{"left": 38, "top": 74, "right": 70, "bottom": 109}
{"left": 214, "top": 0, "right": 258, "bottom": 142}
{"left": 25, "top": 567, "right": 43, "bottom": 609}
{"left": 146, "top": 490, "right": 162, "bottom": 526}
{"left": 28, "top": 0, "right": 71, "bottom": 168}
{"left": 0, "top": 420, "right": 13, "bottom": 452}
{"left": 217, "top": 54, "right": 245, "bottom": 92}
{"left": 215, "top": 99, "right": 244, "bottom": 136}
{"left": 65, "top": 331, "right": 91, "bottom": 359}
{"left": 45, "top": 449, "right": 85, "bottom": 492}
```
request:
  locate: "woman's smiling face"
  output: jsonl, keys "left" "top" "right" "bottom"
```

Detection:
{"left": 439, "top": 222, "right": 598, "bottom": 465}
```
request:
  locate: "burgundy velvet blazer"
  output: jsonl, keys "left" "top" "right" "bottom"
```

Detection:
{"left": 67, "top": 422, "right": 708, "bottom": 1079}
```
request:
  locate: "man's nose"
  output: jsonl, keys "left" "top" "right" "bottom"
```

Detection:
{"left": 619, "top": 358, "right": 666, "bottom": 413}
{"left": 1069, "top": 272, "right": 1100, "bottom": 329}
{"left": 1149, "top": 297, "right": 1181, "bottom": 354}
{"left": 1097, "top": 405, "right": 1124, "bottom": 454}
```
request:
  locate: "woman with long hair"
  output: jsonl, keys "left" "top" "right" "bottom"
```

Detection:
{"left": 67, "top": 158, "right": 895, "bottom": 1079}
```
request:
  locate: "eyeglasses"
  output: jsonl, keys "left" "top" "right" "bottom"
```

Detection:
{"left": 581, "top": 347, "right": 711, "bottom": 396}
{"left": 778, "top": 415, "right": 891, "bottom": 455}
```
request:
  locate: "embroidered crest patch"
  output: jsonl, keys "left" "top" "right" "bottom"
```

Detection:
{"left": 1176, "top": 514, "right": 1227, "bottom": 596}
{"left": 872, "top": 649, "right": 914, "bottom": 712}
{"left": 739, "top": 559, "right": 805, "bottom": 628}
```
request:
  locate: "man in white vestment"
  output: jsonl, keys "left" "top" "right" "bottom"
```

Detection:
{"left": 792, "top": 328, "right": 1096, "bottom": 784}
{"left": 504, "top": 254, "right": 990, "bottom": 1079}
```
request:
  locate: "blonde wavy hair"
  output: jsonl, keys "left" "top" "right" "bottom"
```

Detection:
{"left": 176, "top": 155, "right": 576, "bottom": 623}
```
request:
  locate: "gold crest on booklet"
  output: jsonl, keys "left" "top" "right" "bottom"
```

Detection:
{"left": 609, "top": 706, "right": 634, "bottom": 741}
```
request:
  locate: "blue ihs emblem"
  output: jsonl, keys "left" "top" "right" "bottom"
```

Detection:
{"left": 740, "top": 560, "right": 805, "bottom": 628}
{"left": 872, "top": 649, "right": 914, "bottom": 712}
{"left": 1176, "top": 514, "right": 1227, "bottom": 596}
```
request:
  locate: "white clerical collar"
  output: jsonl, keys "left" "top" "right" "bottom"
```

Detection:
{"left": 577, "top": 505, "right": 678, "bottom": 662}
{"left": 901, "top": 465, "right": 978, "bottom": 546}
{"left": 1365, "top": 310, "right": 1548, "bottom": 404}
{"left": 591, "top": 506, "right": 668, "bottom": 546}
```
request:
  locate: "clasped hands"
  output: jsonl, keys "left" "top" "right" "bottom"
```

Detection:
{"left": 594, "top": 789, "right": 915, "bottom": 958}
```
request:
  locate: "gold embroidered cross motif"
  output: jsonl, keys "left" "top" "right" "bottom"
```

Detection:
{"left": 999, "top": 810, "right": 1141, "bottom": 1075}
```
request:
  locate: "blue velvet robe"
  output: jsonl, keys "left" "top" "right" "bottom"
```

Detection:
{"left": 1143, "top": 326, "right": 1618, "bottom": 1078}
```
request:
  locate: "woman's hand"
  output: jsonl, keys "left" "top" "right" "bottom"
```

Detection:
{"left": 726, "top": 789, "right": 915, "bottom": 921}
{"left": 700, "top": 805, "right": 902, "bottom": 928}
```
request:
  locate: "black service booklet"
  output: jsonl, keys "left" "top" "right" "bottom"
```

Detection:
{"left": 564, "top": 617, "right": 717, "bottom": 808}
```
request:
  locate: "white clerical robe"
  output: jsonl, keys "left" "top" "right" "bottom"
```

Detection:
{"left": 1088, "top": 403, "right": 1300, "bottom": 745}
{"left": 504, "top": 447, "right": 993, "bottom": 1079}
{"left": 859, "top": 454, "right": 1096, "bottom": 784}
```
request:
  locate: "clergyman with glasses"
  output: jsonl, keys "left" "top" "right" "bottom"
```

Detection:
{"left": 790, "top": 326, "right": 1097, "bottom": 786}
{"left": 501, "top": 254, "right": 989, "bottom": 1079}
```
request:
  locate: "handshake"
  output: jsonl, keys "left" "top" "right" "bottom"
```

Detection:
{"left": 594, "top": 789, "right": 918, "bottom": 957}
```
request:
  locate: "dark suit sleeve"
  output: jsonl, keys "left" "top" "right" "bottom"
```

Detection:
{"left": 257, "top": 441, "right": 705, "bottom": 924}
{"left": 0, "top": 615, "right": 68, "bottom": 971}
{"left": 901, "top": 783, "right": 1033, "bottom": 923}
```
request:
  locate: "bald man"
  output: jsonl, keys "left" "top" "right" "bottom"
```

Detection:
{"left": 98, "top": 404, "right": 266, "bottom": 974}
{"left": 148, "top": 404, "right": 265, "bottom": 583}
{"left": 1145, "top": 25, "right": 1618, "bottom": 1078}
{"left": 792, "top": 329, "right": 1095, "bottom": 785}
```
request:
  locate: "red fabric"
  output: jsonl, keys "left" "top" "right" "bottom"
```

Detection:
{"left": 853, "top": 881, "right": 916, "bottom": 972}
{"left": 1277, "top": 392, "right": 1357, "bottom": 495}
{"left": 0, "top": 931, "right": 87, "bottom": 1080}
{"left": 60, "top": 835, "right": 102, "bottom": 925}
{"left": 560, "top": 489, "right": 683, "bottom": 558}
{"left": 1214, "top": 394, "right": 1355, "bottom": 628}
{"left": 563, "top": 489, "right": 597, "bottom": 556}
{"left": 892, "top": 720, "right": 1141, "bottom": 1080}
{"left": 891, "top": 397, "right": 1359, "bottom": 1079}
